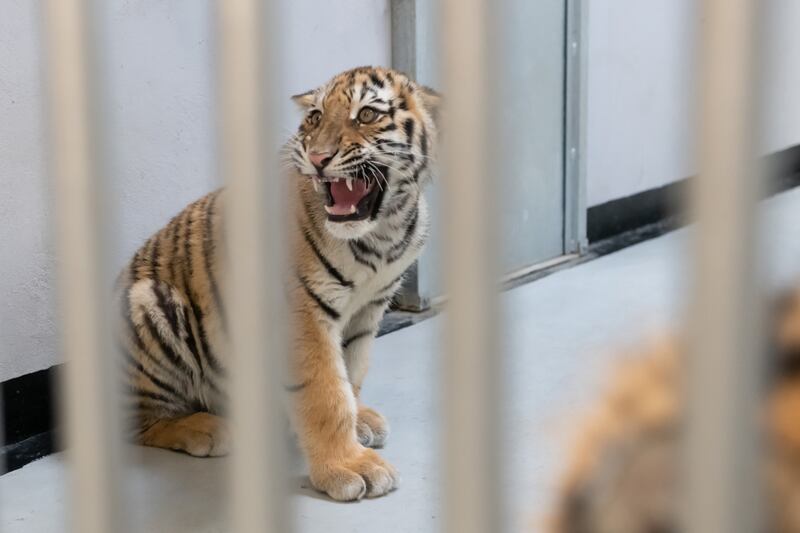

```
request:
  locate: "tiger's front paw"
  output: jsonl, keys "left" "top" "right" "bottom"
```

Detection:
{"left": 357, "top": 405, "right": 389, "bottom": 448}
{"left": 309, "top": 446, "right": 399, "bottom": 501}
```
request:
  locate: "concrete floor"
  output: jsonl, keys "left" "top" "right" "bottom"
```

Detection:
{"left": 3, "top": 187, "right": 800, "bottom": 533}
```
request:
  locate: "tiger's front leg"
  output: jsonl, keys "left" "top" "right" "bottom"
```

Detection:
{"left": 343, "top": 300, "right": 391, "bottom": 448}
{"left": 291, "top": 306, "right": 399, "bottom": 501}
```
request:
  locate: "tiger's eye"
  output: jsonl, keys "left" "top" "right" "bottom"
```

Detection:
{"left": 308, "top": 110, "right": 322, "bottom": 126}
{"left": 357, "top": 107, "right": 378, "bottom": 124}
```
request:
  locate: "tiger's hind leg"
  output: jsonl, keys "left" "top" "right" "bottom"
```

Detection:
{"left": 122, "top": 279, "right": 228, "bottom": 457}
{"left": 139, "top": 412, "right": 230, "bottom": 457}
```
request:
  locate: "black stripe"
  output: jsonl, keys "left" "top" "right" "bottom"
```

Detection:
{"left": 376, "top": 139, "right": 413, "bottom": 154}
{"left": 369, "top": 72, "right": 384, "bottom": 88}
{"left": 352, "top": 239, "right": 382, "bottom": 259}
{"left": 403, "top": 118, "right": 415, "bottom": 144}
{"left": 382, "top": 191, "right": 411, "bottom": 219}
{"left": 124, "top": 301, "right": 189, "bottom": 387}
{"left": 371, "top": 231, "right": 396, "bottom": 244}
{"left": 154, "top": 282, "right": 181, "bottom": 338}
{"left": 377, "top": 273, "right": 406, "bottom": 295}
{"left": 397, "top": 98, "right": 408, "bottom": 111}
{"left": 420, "top": 126, "right": 429, "bottom": 157}
{"left": 342, "top": 331, "right": 372, "bottom": 350}
{"left": 203, "top": 195, "right": 227, "bottom": 331}
{"left": 350, "top": 253, "right": 377, "bottom": 273}
{"left": 129, "top": 387, "right": 174, "bottom": 407}
{"left": 189, "top": 298, "right": 225, "bottom": 375}
{"left": 379, "top": 123, "right": 398, "bottom": 133}
{"left": 180, "top": 308, "right": 205, "bottom": 375}
{"left": 169, "top": 211, "right": 186, "bottom": 288}
{"left": 178, "top": 205, "right": 216, "bottom": 378}
{"left": 161, "top": 285, "right": 204, "bottom": 375}
{"left": 183, "top": 202, "right": 196, "bottom": 282}
{"left": 121, "top": 347, "right": 189, "bottom": 406}
{"left": 298, "top": 273, "right": 340, "bottom": 320}
{"left": 303, "top": 231, "right": 354, "bottom": 287}
{"left": 387, "top": 208, "right": 419, "bottom": 263}
{"left": 340, "top": 144, "right": 360, "bottom": 159}
{"left": 348, "top": 241, "right": 378, "bottom": 273}
{"left": 122, "top": 290, "right": 148, "bottom": 353}
{"left": 130, "top": 238, "right": 151, "bottom": 282}
{"left": 301, "top": 194, "right": 323, "bottom": 239}
{"left": 143, "top": 312, "right": 194, "bottom": 377}
{"left": 150, "top": 229, "right": 162, "bottom": 278}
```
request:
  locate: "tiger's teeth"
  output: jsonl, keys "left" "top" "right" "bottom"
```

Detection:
{"left": 333, "top": 177, "right": 341, "bottom": 183}
{"left": 324, "top": 205, "right": 334, "bottom": 214}
{"left": 349, "top": 205, "right": 356, "bottom": 214}
{"left": 346, "top": 178, "right": 353, "bottom": 191}
{"left": 312, "top": 178, "right": 320, "bottom": 192}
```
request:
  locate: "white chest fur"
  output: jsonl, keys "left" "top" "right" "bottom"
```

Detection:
{"left": 318, "top": 196, "right": 429, "bottom": 326}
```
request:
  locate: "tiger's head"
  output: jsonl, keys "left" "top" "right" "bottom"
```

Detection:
{"left": 287, "top": 66, "right": 441, "bottom": 240}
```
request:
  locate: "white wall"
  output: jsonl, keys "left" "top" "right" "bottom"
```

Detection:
{"left": 3, "top": 0, "right": 800, "bottom": 381}
{"left": 760, "top": 1, "right": 800, "bottom": 154}
{"left": 585, "top": 0, "right": 697, "bottom": 206}
{"left": 0, "top": 0, "right": 54, "bottom": 381}
{"left": 0, "top": 0, "right": 390, "bottom": 382}
{"left": 586, "top": 0, "right": 800, "bottom": 207}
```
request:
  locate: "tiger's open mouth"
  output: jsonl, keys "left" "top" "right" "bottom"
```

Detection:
{"left": 312, "top": 176, "right": 384, "bottom": 222}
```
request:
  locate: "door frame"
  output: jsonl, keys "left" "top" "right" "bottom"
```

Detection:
{"left": 391, "top": 0, "right": 587, "bottom": 310}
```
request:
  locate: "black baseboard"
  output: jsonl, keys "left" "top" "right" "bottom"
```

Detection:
{"left": 3, "top": 144, "right": 799, "bottom": 476}
{"left": 587, "top": 180, "right": 688, "bottom": 243}
{"left": 1, "top": 431, "right": 57, "bottom": 474}
{"left": 1, "top": 366, "right": 61, "bottom": 474}
{"left": 587, "top": 144, "right": 800, "bottom": 243}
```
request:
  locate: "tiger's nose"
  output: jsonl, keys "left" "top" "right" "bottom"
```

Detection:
{"left": 309, "top": 151, "right": 334, "bottom": 170}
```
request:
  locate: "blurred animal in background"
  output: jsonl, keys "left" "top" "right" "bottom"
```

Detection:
{"left": 550, "top": 287, "right": 800, "bottom": 533}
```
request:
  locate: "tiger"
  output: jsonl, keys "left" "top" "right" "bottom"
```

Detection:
{"left": 549, "top": 286, "right": 800, "bottom": 532}
{"left": 116, "top": 66, "right": 441, "bottom": 501}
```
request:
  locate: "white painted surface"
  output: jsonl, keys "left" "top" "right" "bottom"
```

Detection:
{"left": 0, "top": 0, "right": 54, "bottom": 381}
{"left": 585, "top": 0, "right": 697, "bottom": 206}
{"left": 0, "top": 0, "right": 390, "bottom": 381}
{"left": 3, "top": 0, "right": 800, "bottom": 379}
{"left": 760, "top": 0, "right": 800, "bottom": 154}
{"left": 586, "top": 0, "right": 800, "bottom": 206}
{"left": 3, "top": 187, "right": 800, "bottom": 532}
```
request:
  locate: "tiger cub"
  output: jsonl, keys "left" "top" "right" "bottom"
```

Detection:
{"left": 116, "top": 66, "right": 440, "bottom": 501}
{"left": 550, "top": 287, "right": 800, "bottom": 532}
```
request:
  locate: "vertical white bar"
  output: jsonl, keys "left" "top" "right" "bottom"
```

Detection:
{"left": 686, "top": 1, "right": 764, "bottom": 532}
{"left": 43, "top": 1, "right": 123, "bottom": 532}
{"left": 217, "top": 1, "right": 289, "bottom": 533}
{"left": 440, "top": 1, "right": 502, "bottom": 533}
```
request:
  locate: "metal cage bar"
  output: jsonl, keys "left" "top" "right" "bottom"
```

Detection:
{"left": 217, "top": 1, "right": 290, "bottom": 532}
{"left": 685, "top": 1, "right": 765, "bottom": 532}
{"left": 563, "top": 0, "right": 589, "bottom": 255}
{"left": 440, "top": 1, "right": 503, "bottom": 532}
{"left": 43, "top": 1, "right": 125, "bottom": 532}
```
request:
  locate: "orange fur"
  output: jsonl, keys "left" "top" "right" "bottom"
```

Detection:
{"left": 550, "top": 288, "right": 800, "bottom": 532}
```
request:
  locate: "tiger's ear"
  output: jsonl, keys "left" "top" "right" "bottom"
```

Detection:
{"left": 291, "top": 90, "right": 316, "bottom": 109}
{"left": 417, "top": 85, "right": 443, "bottom": 122}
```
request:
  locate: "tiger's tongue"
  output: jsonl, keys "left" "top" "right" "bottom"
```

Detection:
{"left": 328, "top": 179, "right": 369, "bottom": 215}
